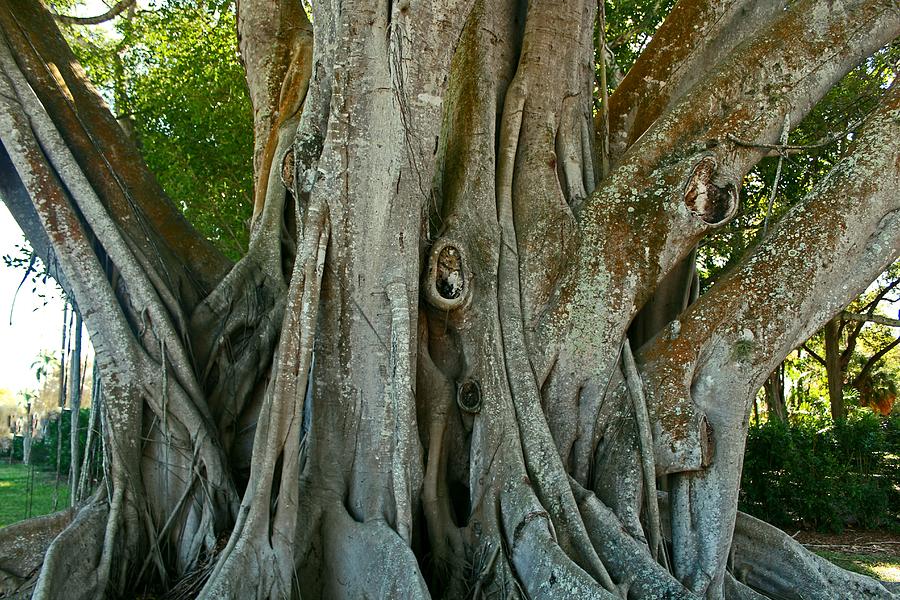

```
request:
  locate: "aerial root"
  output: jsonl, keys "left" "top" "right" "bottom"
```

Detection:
{"left": 317, "top": 507, "right": 430, "bottom": 599}
{"left": 621, "top": 339, "right": 662, "bottom": 561}
{"left": 571, "top": 480, "right": 697, "bottom": 600}
{"left": 730, "top": 511, "right": 897, "bottom": 600}
{"left": 31, "top": 500, "right": 108, "bottom": 600}
{"left": 500, "top": 492, "right": 617, "bottom": 600}
{"left": 197, "top": 201, "right": 328, "bottom": 600}
{"left": 0, "top": 508, "right": 74, "bottom": 598}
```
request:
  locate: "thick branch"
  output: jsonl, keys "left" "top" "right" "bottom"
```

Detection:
{"left": 545, "top": 0, "right": 899, "bottom": 379}
{"left": 0, "top": 1, "right": 231, "bottom": 300}
{"left": 53, "top": 0, "right": 135, "bottom": 26}
{"left": 841, "top": 310, "right": 900, "bottom": 328}
{"left": 638, "top": 81, "right": 900, "bottom": 598}
{"left": 604, "top": 0, "right": 789, "bottom": 164}
{"left": 643, "top": 80, "right": 900, "bottom": 472}
{"left": 237, "top": 0, "right": 312, "bottom": 223}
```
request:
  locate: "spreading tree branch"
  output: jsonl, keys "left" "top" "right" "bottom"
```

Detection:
{"left": 841, "top": 311, "right": 900, "bottom": 328}
{"left": 801, "top": 344, "right": 827, "bottom": 366}
{"left": 643, "top": 78, "right": 900, "bottom": 474}
{"left": 637, "top": 81, "right": 900, "bottom": 595}
{"left": 546, "top": 0, "right": 899, "bottom": 382}
{"left": 852, "top": 336, "right": 900, "bottom": 386}
{"left": 53, "top": 0, "right": 136, "bottom": 26}
{"left": 841, "top": 278, "right": 900, "bottom": 364}
{"left": 603, "top": 0, "right": 790, "bottom": 164}
{"left": 0, "top": 1, "right": 231, "bottom": 302}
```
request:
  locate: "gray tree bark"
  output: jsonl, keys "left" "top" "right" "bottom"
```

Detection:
{"left": 68, "top": 311, "right": 82, "bottom": 507}
{"left": 0, "top": 0, "right": 898, "bottom": 598}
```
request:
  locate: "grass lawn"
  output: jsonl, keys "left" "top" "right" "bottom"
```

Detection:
{"left": 0, "top": 462, "right": 69, "bottom": 528}
{"left": 815, "top": 550, "right": 900, "bottom": 582}
{"left": 798, "top": 529, "right": 900, "bottom": 583}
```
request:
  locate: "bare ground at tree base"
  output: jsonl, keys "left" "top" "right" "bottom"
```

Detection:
{"left": 795, "top": 530, "right": 900, "bottom": 582}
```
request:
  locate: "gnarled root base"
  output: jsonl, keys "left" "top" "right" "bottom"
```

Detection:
{"left": 31, "top": 501, "right": 108, "bottom": 600}
{"left": 731, "top": 511, "right": 898, "bottom": 600}
{"left": 0, "top": 508, "right": 74, "bottom": 599}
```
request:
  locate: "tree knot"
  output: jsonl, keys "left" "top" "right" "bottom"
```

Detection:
{"left": 424, "top": 239, "right": 471, "bottom": 311}
{"left": 684, "top": 155, "right": 737, "bottom": 226}
{"left": 456, "top": 379, "right": 482, "bottom": 414}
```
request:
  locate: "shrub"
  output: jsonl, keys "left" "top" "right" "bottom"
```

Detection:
{"left": 740, "top": 412, "right": 900, "bottom": 532}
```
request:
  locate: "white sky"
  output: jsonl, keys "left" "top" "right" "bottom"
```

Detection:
{"left": 0, "top": 203, "right": 90, "bottom": 395}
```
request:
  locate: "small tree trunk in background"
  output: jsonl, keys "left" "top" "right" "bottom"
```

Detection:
{"left": 53, "top": 305, "right": 71, "bottom": 509}
{"left": 764, "top": 364, "right": 787, "bottom": 423}
{"left": 22, "top": 402, "right": 31, "bottom": 465}
{"left": 69, "top": 311, "right": 83, "bottom": 506}
{"left": 76, "top": 360, "right": 101, "bottom": 502}
{"left": 824, "top": 317, "right": 845, "bottom": 422}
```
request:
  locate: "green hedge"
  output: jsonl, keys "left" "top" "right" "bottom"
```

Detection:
{"left": 10, "top": 409, "right": 90, "bottom": 474}
{"left": 740, "top": 413, "right": 900, "bottom": 532}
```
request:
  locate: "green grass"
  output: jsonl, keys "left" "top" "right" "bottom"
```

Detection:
{"left": 815, "top": 550, "right": 900, "bottom": 582}
{"left": 0, "top": 462, "right": 69, "bottom": 528}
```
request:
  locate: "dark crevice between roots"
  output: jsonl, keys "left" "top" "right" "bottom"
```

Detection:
{"left": 268, "top": 452, "right": 284, "bottom": 544}
{"left": 448, "top": 480, "right": 472, "bottom": 528}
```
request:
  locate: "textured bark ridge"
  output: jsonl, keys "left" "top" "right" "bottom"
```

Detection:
{"left": 0, "top": 0, "right": 898, "bottom": 598}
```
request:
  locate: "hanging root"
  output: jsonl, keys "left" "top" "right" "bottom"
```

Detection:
{"left": 621, "top": 339, "right": 662, "bottom": 561}
{"left": 198, "top": 201, "right": 329, "bottom": 600}
{"left": 730, "top": 511, "right": 898, "bottom": 600}
{"left": 571, "top": 480, "right": 697, "bottom": 600}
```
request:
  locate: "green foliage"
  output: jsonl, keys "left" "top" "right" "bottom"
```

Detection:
{"left": 594, "top": 0, "right": 677, "bottom": 103}
{"left": 602, "top": 0, "right": 677, "bottom": 77}
{"left": 740, "top": 412, "right": 900, "bottom": 532}
{"left": 60, "top": 0, "right": 253, "bottom": 259}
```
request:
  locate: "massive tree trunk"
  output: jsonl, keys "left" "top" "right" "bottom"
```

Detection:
{"left": 0, "top": 0, "right": 898, "bottom": 599}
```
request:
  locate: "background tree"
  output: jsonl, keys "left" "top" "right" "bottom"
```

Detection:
{"left": 0, "top": 1, "right": 898, "bottom": 600}
{"left": 0, "top": 387, "right": 17, "bottom": 445}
